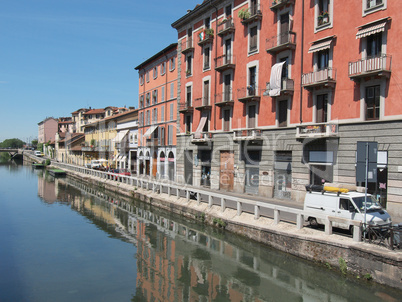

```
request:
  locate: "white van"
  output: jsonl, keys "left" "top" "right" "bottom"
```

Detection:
{"left": 85, "top": 159, "right": 107, "bottom": 170}
{"left": 34, "top": 150, "right": 43, "bottom": 157}
{"left": 303, "top": 185, "right": 392, "bottom": 232}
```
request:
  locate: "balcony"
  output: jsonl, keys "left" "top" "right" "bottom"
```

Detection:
{"left": 270, "top": 0, "right": 295, "bottom": 11}
{"left": 197, "top": 30, "right": 214, "bottom": 46}
{"left": 191, "top": 132, "right": 212, "bottom": 144}
{"left": 348, "top": 55, "right": 391, "bottom": 81}
{"left": 265, "top": 79, "right": 294, "bottom": 97}
{"left": 266, "top": 31, "right": 296, "bottom": 55}
{"left": 146, "top": 138, "right": 158, "bottom": 147}
{"left": 217, "top": 19, "right": 235, "bottom": 36}
{"left": 296, "top": 123, "right": 339, "bottom": 139}
{"left": 215, "top": 55, "right": 236, "bottom": 72}
{"left": 181, "top": 37, "right": 194, "bottom": 54}
{"left": 215, "top": 91, "right": 234, "bottom": 107}
{"left": 239, "top": 4, "right": 263, "bottom": 25}
{"left": 237, "top": 86, "right": 261, "bottom": 103}
{"left": 302, "top": 68, "right": 337, "bottom": 91}
{"left": 194, "top": 97, "right": 212, "bottom": 111}
{"left": 178, "top": 102, "right": 194, "bottom": 114}
{"left": 233, "top": 129, "right": 263, "bottom": 141}
{"left": 81, "top": 146, "right": 94, "bottom": 152}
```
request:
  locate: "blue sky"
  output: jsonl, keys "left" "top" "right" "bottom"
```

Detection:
{"left": 0, "top": 0, "right": 198, "bottom": 143}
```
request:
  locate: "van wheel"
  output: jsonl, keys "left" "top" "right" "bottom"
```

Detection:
{"left": 308, "top": 217, "right": 318, "bottom": 227}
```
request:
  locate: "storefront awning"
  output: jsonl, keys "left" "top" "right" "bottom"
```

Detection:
{"left": 112, "top": 129, "right": 129, "bottom": 143}
{"left": 356, "top": 18, "right": 389, "bottom": 39}
{"left": 308, "top": 38, "right": 333, "bottom": 53}
{"left": 143, "top": 125, "right": 158, "bottom": 138}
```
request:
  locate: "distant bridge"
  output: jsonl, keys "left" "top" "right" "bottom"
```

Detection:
{"left": 0, "top": 148, "right": 24, "bottom": 159}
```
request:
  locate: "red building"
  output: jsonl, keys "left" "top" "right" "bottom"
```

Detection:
{"left": 171, "top": 0, "right": 401, "bottom": 218}
{"left": 135, "top": 44, "right": 178, "bottom": 181}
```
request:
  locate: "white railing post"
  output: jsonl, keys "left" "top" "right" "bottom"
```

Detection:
{"left": 237, "top": 201, "right": 242, "bottom": 216}
{"left": 353, "top": 225, "right": 362, "bottom": 242}
{"left": 296, "top": 214, "right": 303, "bottom": 230}
{"left": 254, "top": 205, "right": 260, "bottom": 219}
{"left": 274, "top": 209, "right": 280, "bottom": 224}
{"left": 325, "top": 218, "right": 333, "bottom": 235}
{"left": 208, "top": 195, "right": 213, "bottom": 208}
{"left": 221, "top": 198, "right": 226, "bottom": 212}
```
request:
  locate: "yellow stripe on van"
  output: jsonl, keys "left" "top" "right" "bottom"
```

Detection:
{"left": 323, "top": 186, "right": 349, "bottom": 193}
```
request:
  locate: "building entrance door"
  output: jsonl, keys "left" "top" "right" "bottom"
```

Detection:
{"left": 220, "top": 151, "right": 234, "bottom": 191}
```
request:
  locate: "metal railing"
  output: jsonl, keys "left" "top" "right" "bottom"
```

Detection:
{"left": 302, "top": 68, "right": 336, "bottom": 86}
{"left": 348, "top": 54, "right": 392, "bottom": 77}
{"left": 266, "top": 31, "right": 296, "bottom": 51}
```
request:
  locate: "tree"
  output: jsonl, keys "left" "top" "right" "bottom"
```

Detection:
{"left": 31, "top": 139, "right": 38, "bottom": 148}
{"left": 0, "top": 138, "right": 25, "bottom": 148}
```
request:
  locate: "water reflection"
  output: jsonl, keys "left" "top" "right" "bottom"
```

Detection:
{"left": 36, "top": 172, "right": 401, "bottom": 302}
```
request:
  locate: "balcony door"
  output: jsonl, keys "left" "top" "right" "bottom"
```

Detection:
{"left": 224, "top": 73, "right": 231, "bottom": 102}
{"left": 316, "top": 94, "right": 328, "bottom": 123}
{"left": 280, "top": 14, "right": 289, "bottom": 44}
{"left": 225, "top": 39, "right": 232, "bottom": 64}
{"left": 248, "top": 104, "right": 256, "bottom": 129}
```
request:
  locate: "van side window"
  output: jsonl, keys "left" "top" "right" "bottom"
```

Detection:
{"left": 339, "top": 198, "right": 351, "bottom": 210}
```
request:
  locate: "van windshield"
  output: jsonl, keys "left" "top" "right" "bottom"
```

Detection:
{"left": 352, "top": 195, "right": 382, "bottom": 212}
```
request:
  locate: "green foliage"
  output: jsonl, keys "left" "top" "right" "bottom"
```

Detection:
{"left": 0, "top": 138, "right": 25, "bottom": 148}
{"left": 238, "top": 8, "right": 251, "bottom": 20}
{"left": 325, "top": 262, "right": 332, "bottom": 270}
{"left": 213, "top": 217, "right": 226, "bottom": 228}
{"left": 45, "top": 159, "right": 51, "bottom": 166}
{"left": 37, "top": 143, "right": 44, "bottom": 152}
{"left": 339, "top": 257, "right": 347, "bottom": 275}
{"left": 31, "top": 139, "right": 38, "bottom": 147}
{"left": 363, "top": 273, "right": 373, "bottom": 281}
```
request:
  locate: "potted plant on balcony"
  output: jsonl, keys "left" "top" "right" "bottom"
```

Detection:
{"left": 186, "top": 69, "right": 191, "bottom": 76}
{"left": 322, "top": 11, "right": 329, "bottom": 23}
{"left": 238, "top": 8, "right": 251, "bottom": 21}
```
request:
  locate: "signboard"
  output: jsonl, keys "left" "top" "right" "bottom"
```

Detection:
{"left": 356, "top": 141, "right": 377, "bottom": 183}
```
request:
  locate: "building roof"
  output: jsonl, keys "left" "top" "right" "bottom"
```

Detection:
{"left": 134, "top": 43, "right": 178, "bottom": 70}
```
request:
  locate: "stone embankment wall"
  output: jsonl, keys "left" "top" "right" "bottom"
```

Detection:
{"left": 23, "top": 154, "right": 402, "bottom": 290}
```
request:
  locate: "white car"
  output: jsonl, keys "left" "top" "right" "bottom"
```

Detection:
{"left": 34, "top": 151, "right": 43, "bottom": 157}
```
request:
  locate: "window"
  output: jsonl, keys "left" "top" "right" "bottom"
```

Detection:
{"left": 186, "top": 85, "right": 192, "bottom": 107}
{"left": 161, "top": 62, "right": 166, "bottom": 75}
{"left": 170, "top": 103, "right": 174, "bottom": 120}
{"left": 248, "top": 104, "right": 256, "bottom": 128}
{"left": 365, "top": 85, "right": 380, "bottom": 120}
{"left": 153, "top": 66, "right": 158, "bottom": 79}
{"left": 170, "top": 83, "right": 174, "bottom": 100}
{"left": 186, "top": 55, "right": 192, "bottom": 76}
{"left": 146, "top": 93, "right": 150, "bottom": 106}
{"left": 249, "top": 25, "right": 258, "bottom": 53}
{"left": 146, "top": 110, "right": 150, "bottom": 125}
{"left": 316, "top": 0, "right": 332, "bottom": 29}
{"left": 152, "top": 90, "right": 158, "bottom": 104}
{"left": 316, "top": 94, "right": 328, "bottom": 123}
{"left": 140, "top": 74, "right": 144, "bottom": 85}
{"left": 205, "top": 17, "right": 210, "bottom": 29}
{"left": 223, "top": 109, "right": 231, "bottom": 131}
{"left": 161, "top": 106, "right": 164, "bottom": 122}
{"left": 168, "top": 125, "right": 174, "bottom": 145}
{"left": 139, "top": 112, "right": 143, "bottom": 126}
{"left": 203, "top": 80, "right": 210, "bottom": 105}
{"left": 203, "top": 46, "right": 210, "bottom": 70}
{"left": 248, "top": 66, "right": 257, "bottom": 96}
{"left": 153, "top": 108, "right": 158, "bottom": 123}
{"left": 317, "top": 49, "right": 329, "bottom": 70}
{"left": 185, "top": 115, "right": 192, "bottom": 133}
{"left": 169, "top": 57, "right": 175, "bottom": 71}
{"left": 367, "top": 33, "right": 382, "bottom": 57}
{"left": 146, "top": 71, "right": 150, "bottom": 82}
{"left": 139, "top": 95, "right": 144, "bottom": 109}
{"left": 225, "top": 4, "right": 232, "bottom": 18}
{"left": 278, "top": 100, "right": 287, "bottom": 127}
{"left": 364, "top": 0, "right": 385, "bottom": 15}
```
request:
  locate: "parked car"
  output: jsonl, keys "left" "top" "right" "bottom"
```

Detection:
{"left": 108, "top": 169, "right": 131, "bottom": 180}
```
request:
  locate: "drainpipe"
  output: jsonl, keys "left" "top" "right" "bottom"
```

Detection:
{"left": 300, "top": 0, "right": 304, "bottom": 124}
{"left": 211, "top": 0, "right": 218, "bottom": 130}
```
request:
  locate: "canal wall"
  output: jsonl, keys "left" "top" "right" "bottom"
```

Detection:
{"left": 65, "top": 170, "right": 402, "bottom": 290}
{"left": 23, "top": 155, "right": 401, "bottom": 290}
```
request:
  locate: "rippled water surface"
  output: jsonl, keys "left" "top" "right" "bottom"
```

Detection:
{"left": 0, "top": 161, "right": 401, "bottom": 302}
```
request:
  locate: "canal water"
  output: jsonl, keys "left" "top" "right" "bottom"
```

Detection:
{"left": 0, "top": 161, "right": 401, "bottom": 302}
